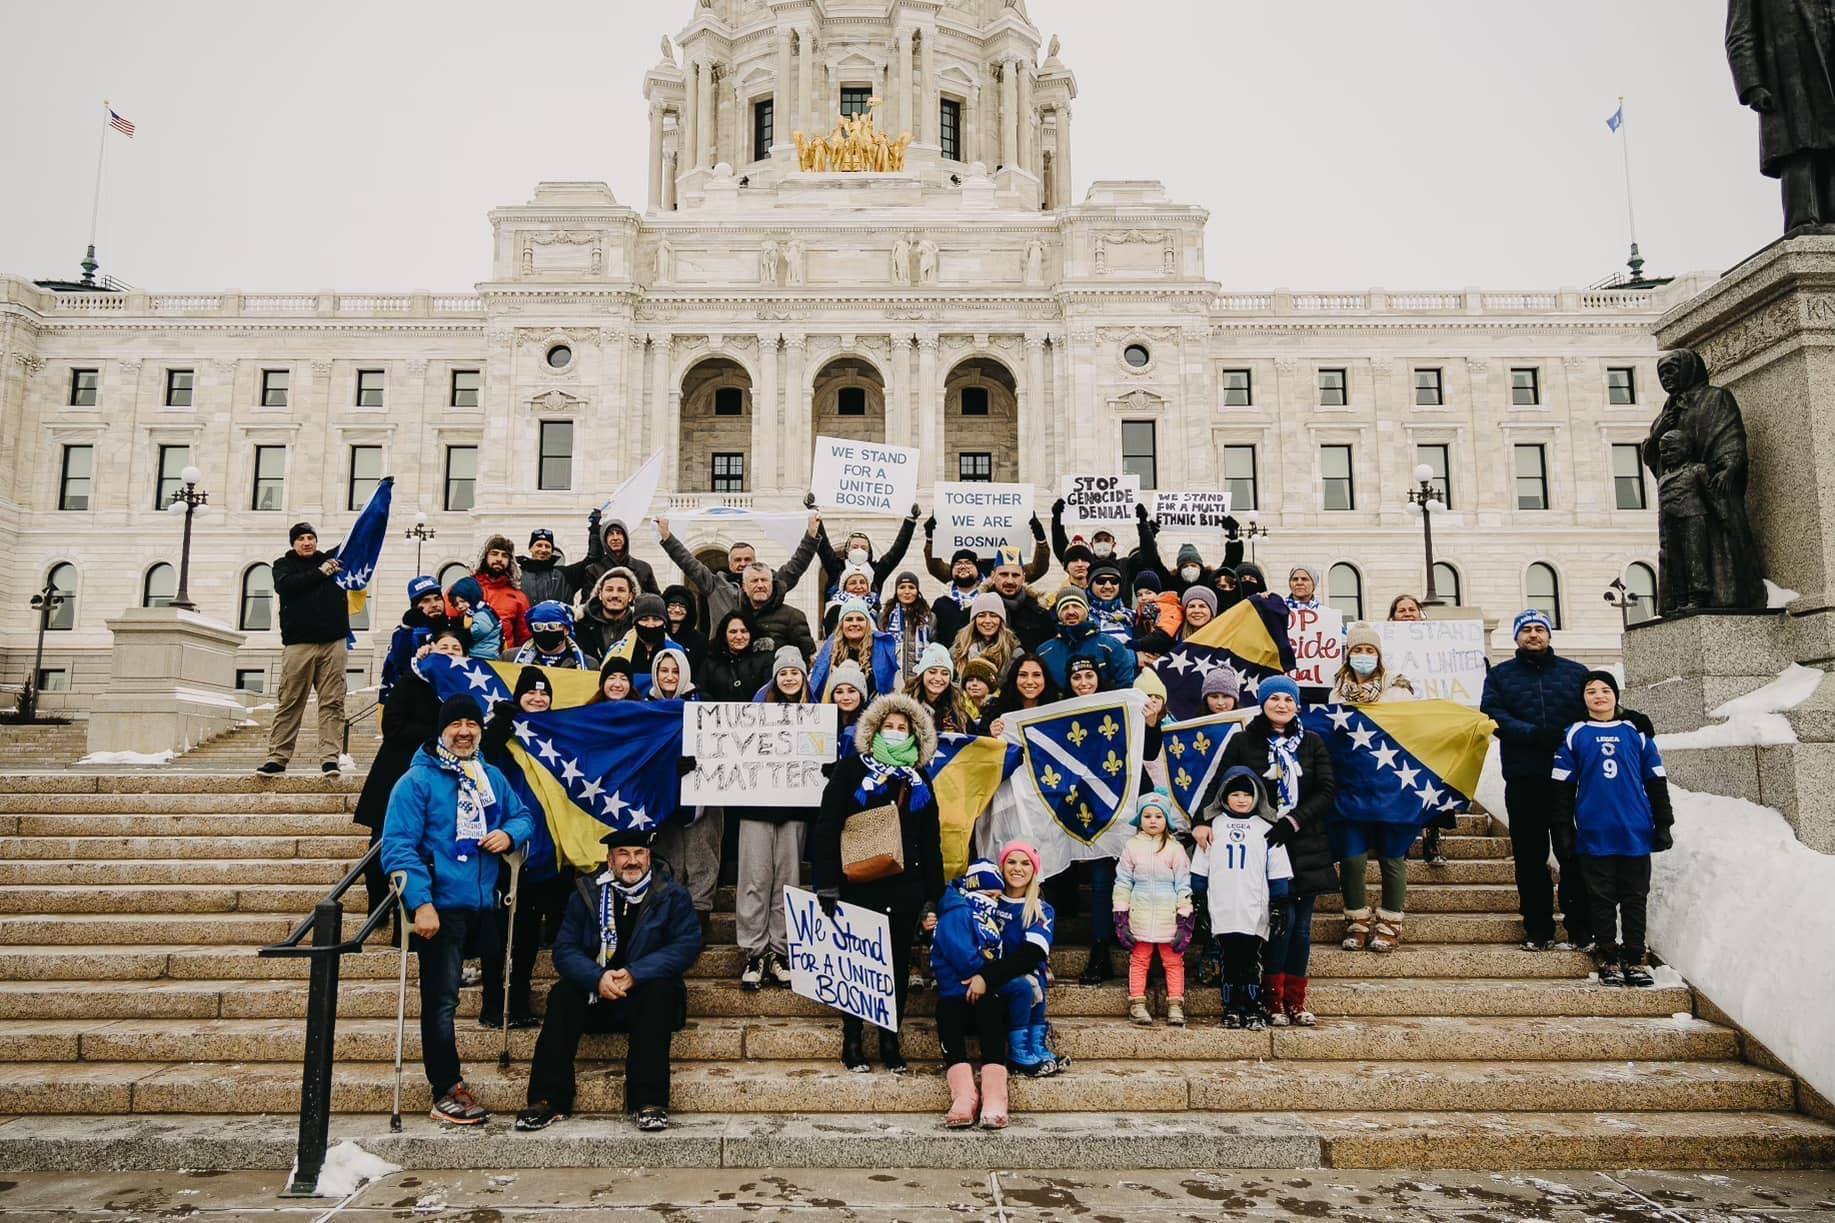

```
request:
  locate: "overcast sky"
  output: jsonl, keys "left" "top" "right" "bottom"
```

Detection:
{"left": 0, "top": 0, "right": 1778, "bottom": 293}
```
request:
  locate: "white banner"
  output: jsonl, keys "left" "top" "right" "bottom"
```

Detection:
{"left": 1151, "top": 490, "right": 1233, "bottom": 530}
{"left": 1059, "top": 473, "right": 1141, "bottom": 528}
{"left": 783, "top": 887, "right": 899, "bottom": 1031}
{"left": 933, "top": 482, "right": 1034, "bottom": 556}
{"left": 662, "top": 507, "right": 811, "bottom": 556}
{"left": 680, "top": 702, "right": 837, "bottom": 806}
{"left": 601, "top": 450, "right": 664, "bottom": 526}
{"left": 1377, "top": 618, "right": 1488, "bottom": 706}
{"left": 1287, "top": 605, "right": 1345, "bottom": 688}
{"left": 811, "top": 436, "right": 919, "bottom": 514}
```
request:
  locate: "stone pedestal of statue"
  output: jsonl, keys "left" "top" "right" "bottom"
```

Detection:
{"left": 85, "top": 607, "right": 249, "bottom": 760}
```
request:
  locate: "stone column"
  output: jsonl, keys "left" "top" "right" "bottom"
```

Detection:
{"left": 648, "top": 104, "right": 665, "bottom": 209}
{"left": 784, "top": 334, "right": 809, "bottom": 486}
{"left": 917, "top": 332, "right": 940, "bottom": 488}
{"left": 1000, "top": 61, "right": 1019, "bottom": 168}
{"left": 1017, "top": 65, "right": 1035, "bottom": 174}
{"left": 888, "top": 332, "right": 913, "bottom": 447}
{"left": 1055, "top": 104, "right": 1073, "bottom": 206}
{"left": 919, "top": 28, "right": 937, "bottom": 145}
{"left": 775, "top": 32, "right": 792, "bottom": 153}
{"left": 1022, "top": 331, "right": 1048, "bottom": 486}
{"left": 662, "top": 149, "right": 677, "bottom": 211}
{"left": 683, "top": 63, "right": 701, "bottom": 175}
{"left": 627, "top": 334, "right": 649, "bottom": 474}
{"left": 651, "top": 336, "right": 674, "bottom": 484}
{"left": 964, "top": 86, "right": 979, "bottom": 166}
{"left": 893, "top": 29, "right": 912, "bottom": 137}
{"left": 756, "top": 333, "right": 781, "bottom": 491}
{"left": 699, "top": 63, "right": 716, "bottom": 169}
{"left": 798, "top": 30, "right": 815, "bottom": 135}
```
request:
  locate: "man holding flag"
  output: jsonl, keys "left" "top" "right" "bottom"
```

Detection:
{"left": 259, "top": 522, "right": 352, "bottom": 777}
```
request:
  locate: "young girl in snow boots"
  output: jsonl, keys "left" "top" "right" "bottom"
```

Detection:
{"left": 1111, "top": 791, "right": 1194, "bottom": 1025}
{"left": 1193, "top": 766, "right": 1294, "bottom": 1029}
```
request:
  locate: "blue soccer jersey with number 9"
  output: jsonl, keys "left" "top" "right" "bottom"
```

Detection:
{"left": 1551, "top": 720, "right": 1666, "bottom": 856}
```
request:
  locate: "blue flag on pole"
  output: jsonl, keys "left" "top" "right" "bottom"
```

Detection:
{"left": 330, "top": 475, "right": 393, "bottom": 621}
{"left": 1606, "top": 104, "right": 1624, "bottom": 133}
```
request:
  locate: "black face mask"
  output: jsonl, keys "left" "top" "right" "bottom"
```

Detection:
{"left": 637, "top": 622, "right": 666, "bottom": 648}
{"left": 532, "top": 630, "right": 566, "bottom": 654}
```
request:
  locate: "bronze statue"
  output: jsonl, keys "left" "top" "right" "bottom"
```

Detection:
{"left": 1727, "top": 0, "right": 1835, "bottom": 234}
{"left": 1643, "top": 349, "right": 1768, "bottom": 614}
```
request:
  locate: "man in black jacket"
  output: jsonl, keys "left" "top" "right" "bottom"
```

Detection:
{"left": 260, "top": 523, "right": 351, "bottom": 778}
{"left": 517, "top": 528, "right": 585, "bottom": 608}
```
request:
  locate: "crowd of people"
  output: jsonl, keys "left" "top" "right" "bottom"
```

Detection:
{"left": 270, "top": 495, "right": 1675, "bottom": 1134}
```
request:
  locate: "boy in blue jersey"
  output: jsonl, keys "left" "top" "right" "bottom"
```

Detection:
{"left": 1551, "top": 671, "right": 1675, "bottom": 988}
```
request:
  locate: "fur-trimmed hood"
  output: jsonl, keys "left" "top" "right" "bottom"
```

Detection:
{"left": 475, "top": 535, "right": 523, "bottom": 587}
{"left": 853, "top": 691, "right": 938, "bottom": 760}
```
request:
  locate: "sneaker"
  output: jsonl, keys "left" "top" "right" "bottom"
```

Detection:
{"left": 321, "top": 761, "right": 341, "bottom": 778}
{"left": 1622, "top": 962, "right": 1655, "bottom": 988}
{"left": 461, "top": 963, "right": 483, "bottom": 988}
{"left": 1422, "top": 828, "right": 1447, "bottom": 866}
{"left": 1269, "top": 1011, "right": 1291, "bottom": 1028}
{"left": 764, "top": 952, "right": 794, "bottom": 988}
{"left": 1221, "top": 1012, "right": 1243, "bottom": 1030}
{"left": 1523, "top": 939, "right": 1556, "bottom": 952}
{"left": 740, "top": 955, "right": 764, "bottom": 991}
{"left": 514, "top": 1100, "right": 565, "bottom": 1131}
{"left": 1596, "top": 962, "right": 1625, "bottom": 987}
{"left": 1552, "top": 940, "right": 1577, "bottom": 952}
{"left": 1243, "top": 1013, "right": 1268, "bottom": 1032}
{"left": 256, "top": 762, "right": 285, "bottom": 777}
{"left": 636, "top": 1106, "right": 669, "bottom": 1132}
{"left": 431, "top": 1082, "right": 488, "bottom": 1126}
{"left": 1289, "top": 1009, "right": 1317, "bottom": 1027}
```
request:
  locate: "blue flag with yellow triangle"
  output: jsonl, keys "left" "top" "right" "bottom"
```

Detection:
{"left": 1159, "top": 709, "right": 1257, "bottom": 826}
{"left": 329, "top": 476, "right": 393, "bottom": 623}
{"left": 1158, "top": 593, "right": 1296, "bottom": 720}
{"left": 931, "top": 732, "right": 1023, "bottom": 880}
{"left": 1302, "top": 699, "right": 1496, "bottom": 850}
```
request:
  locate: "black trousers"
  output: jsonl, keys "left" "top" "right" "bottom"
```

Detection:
{"left": 1216, "top": 932, "right": 1262, "bottom": 990}
{"left": 525, "top": 977, "right": 677, "bottom": 1113}
{"left": 360, "top": 825, "right": 395, "bottom": 943}
{"left": 1579, "top": 854, "right": 1651, "bottom": 962}
{"left": 936, "top": 994, "right": 1008, "bottom": 1068}
{"left": 481, "top": 871, "right": 570, "bottom": 1019}
{"left": 840, "top": 906, "right": 919, "bottom": 1043}
{"left": 1505, "top": 777, "right": 1591, "bottom": 946}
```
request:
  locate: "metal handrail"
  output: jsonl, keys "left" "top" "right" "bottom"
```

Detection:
{"left": 263, "top": 843, "right": 386, "bottom": 955}
{"left": 340, "top": 699, "right": 382, "bottom": 758}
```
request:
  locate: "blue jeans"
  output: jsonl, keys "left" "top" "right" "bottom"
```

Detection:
{"left": 412, "top": 907, "right": 497, "bottom": 1095}
{"left": 1264, "top": 894, "right": 1315, "bottom": 978}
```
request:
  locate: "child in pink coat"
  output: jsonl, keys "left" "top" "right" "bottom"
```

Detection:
{"left": 1111, "top": 790, "right": 1194, "bottom": 1026}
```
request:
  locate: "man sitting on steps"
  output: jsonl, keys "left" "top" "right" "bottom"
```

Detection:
{"left": 517, "top": 827, "right": 704, "bottom": 1133}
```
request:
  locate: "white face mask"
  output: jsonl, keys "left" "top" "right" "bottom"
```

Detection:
{"left": 1180, "top": 565, "right": 1200, "bottom": 583}
{"left": 879, "top": 728, "right": 911, "bottom": 747}
{"left": 1093, "top": 542, "right": 1115, "bottom": 559}
{"left": 848, "top": 547, "right": 870, "bottom": 567}
{"left": 1349, "top": 655, "right": 1378, "bottom": 677}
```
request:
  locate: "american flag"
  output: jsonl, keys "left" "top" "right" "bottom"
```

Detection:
{"left": 108, "top": 109, "right": 135, "bottom": 138}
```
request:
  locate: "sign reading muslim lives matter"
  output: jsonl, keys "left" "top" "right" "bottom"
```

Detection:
{"left": 783, "top": 887, "right": 899, "bottom": 1031}
{"left": 679, "top": 702, "right": 838, "bottom": 807}
{"left": 933, "top": 481, "right": 1034, "bottom": 556}
{"left": 1151, "top": 490, "right": 1233, "bottom": 530}
{"left": 1059, "top": 473, "right": 1142, "bottom": 528}
{"left": 810, "top": 436, "right": 919, "bottom": 514}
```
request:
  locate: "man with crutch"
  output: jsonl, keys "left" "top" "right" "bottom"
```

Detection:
{"left": 516, "top": 827, "right": 703, "bottom": 1133}
{"left": 381, "top": 693, "right": 534, "bottom": 1126}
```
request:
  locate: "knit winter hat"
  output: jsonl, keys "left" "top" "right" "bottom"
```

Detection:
{"left": 436, "top": 693, "right": 484, "bottom": 732}
{"left": 1290, "top": 564, "right": 1322, "bottom": 588}
{"left": 837, "top": 596, "right": 874, "bottom": 624}
{"left": 1089, "top": 562, "right": 1124, "bottom": 587}
{"left": 917, "top": 641, "right": 955, "bottom": 678}
{"left": 448, "top": 576, "right": 484, "bottom": 607}
{"left": 1182, "top": 586, "right": 1219, "bottom": 615}
{"left": 1583, "top": 669, "right": 1621, "bottom": 697}
{"left": 1513, "top": 608, "right": 1554, "bottom": 638}
{"left": 1131, "top": 789, "right": 1173, "bottom": 828}
{"left": 663, "top": 584, "right": 696, "bottom": 613}
{"left": 960, "top": 655, "right": 1000, "bottom": 689}
{"left": 1067, "top": 656, "right": 1100, "bottom": 680}
{"left": 997, "top": 840, "right": 1042, "bottom": 877}
{"left": 1220, "top": 766, "right": 1261, "bottom": 801}
{"left": 1133, "top": 570, "right": 1162, "bottom": 593}
{"left": 528, "top": 600, "right": 574, "bottom": 635}
{"left": 772, "top": 645, "right": 808, "bottom": 677}
{"left": 839, "top": 562, "right": 875, "bottom": 589}
{"left": 598, "top": 654, "right": 636, "bottom": 681}
{"left": 1133, "top": 667, "right": 1168, "bottom": 701}
{"left": 1062, "top": 543, "right": 1095, "bottom": 566}
{"left": 894, "top": 570, "right": 922, "bottom": 591}
{"left": 1054, "top": 586, "right": 1090, "bottom": 617}
{"left": 1175, "top": 544, "right": 1204, "bottom": 568}
{"left": 962, "top": 859, "right": 1005, "bottom": 893}
{"left": 513, "top": 666, "right": 552, "bottom": 701}
{"left": 1345, "top": 620, "right": 1382, "bottom": 654}
{"left": 969, "top": 591, "right": 1008, "bottom": 623}
{"left": 633, "top": 593, "right": 668, "bottom": 623}
{"left": 950, "top": 547, "right": 980, "bottom": 568}
{"left": 1201, "top": 667, "right": 1241, "bottom": 702}
{"left": 827, "top": 659, "right": 868, "bottom": 696}
{"left": 529, "top": 527, "right": 556, "bottom": 546}
{"left": 1257, "top": 675, "right": 1302, "bottom": 706}
{"left": 407, "top": 575, "right": 441, "bottom": 603}
{"left": 289, "top": 521, "right": 317, "bottom": 543}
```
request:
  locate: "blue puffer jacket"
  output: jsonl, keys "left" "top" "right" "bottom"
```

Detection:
{"left": 551, "top": 865, "right": 703, "bottom": 1024}
{"left": 1035, "top": 620, "right": 1139, "bottom": 691}
{"left": 1480, "top": 647, "right": 1589, "bottom": 781}
{"left": 931, "top": 887, "right": 999, "bottom": 1001}
{"left": 380, "top": 747, "right": 535, "bottom": 913}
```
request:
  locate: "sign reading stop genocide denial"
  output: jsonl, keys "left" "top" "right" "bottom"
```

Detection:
{"left": 933, "top": 481, "right": 1034, "bottom": 556}
{"left": 1286, "top": 605, "right": 1345, "bottom": 688}
{"left": 1060, "top": 473, "right": 1141, "bottom": 528}
{"left": 680, "top": 702, "right": 838, "bottom": 806}
{"left": 810, "top": 436, "right": 919, "bottom": 514}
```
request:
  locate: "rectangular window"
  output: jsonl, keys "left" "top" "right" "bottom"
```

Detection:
{"left": 712, "top": 451, "right": 746, "bottom": 492}
{"left": 1223, "top": 444, "right": 1258, "bottom": 511}
{"left": 164, "top": 369, "right": 194, "bottom": 408}
{"left": 251, "top": 445, "right": 287, "bottom": 511}
{"left": 58, "top": 445, "right": 93, "bottom": 510}
{"left": 840, "top": 87, "right": 873, "bottom": 117}
{"left": 348, "top": 444, "right": 382, "bottom": 510}
{"left": 235, "top": 668, "right": 267, "bottom": 694}
{"left": 35, "top": 668, "right": 69, "bottom": 693}
{"left": 1607, "top": 366, "right": 1636, "bottom": 405}
{"left": 356, "top": 368, "right": 385, "bottom": 407}
{"left": 959, "top": 452, "right": 993, "bottom": 482}
{"left": 156, "top": 444, "right": 192, "bottom": 509}
{"left": 837, "top": 386, "right": 866, "bottom": 416}
{"left": 1221, "top": 369, "right": 1252, "bottom": 407}
{"left": 1612, "top": 443, "right": 1648, "bottom": 510}
{"left": 1415, "top": 443, "right": 1451, "bottom": 508}
{"left": 1515, "top": 443, "right": 1549, "bottom": 510}
{"left": 1122, "top": 420, "right": 1157, "bottom": 489}
{"left": 753, "top": 98, "right": 774, "bottom": 161}
{"left": 445, "top": 445, "right": 478, "bottom": 512}
{"left": 1321, "top": 444, "right": 1354, "bottom": 510}
{"left": 1510, "top": 366, "right": 1540, "bottom": 406}
{"left": 260, "top": 369, "right": 289, "bottom": 407}
{"left": 69, "top": 368, "right": 99, "bottom": 407}
{"left": 1414, "top": 368, "right": 1444, "bottom": 406}
{"left": 714, "top": 386, "right": 743, "bottom": 416}
{"left": 538, "top": 420, "right": 573, "bottom": 491}
{"left": 1317, "top": 368, "right": 1348, "bottom": 407}
{"left": 450, "top": 369, "right": 481, "bottom": 409}
{"left": 959, "top": 386, "right": 989, "bottom": 416}
{"left": 940, "top": 98, "right": 962, "bottom": 161}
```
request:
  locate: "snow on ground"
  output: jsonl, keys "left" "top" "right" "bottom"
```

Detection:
{"left": 311, "top": 1140, "right": 399, "bottom": 1198}
{"left": 75, "top": 749, "right": 176, "bottom": 767}
{"left": 1657, "top": 663, "right": 1825, "bottom": 750}
{"left": 1650, "top": 786, "right": 1835, "bottom": 1104}
{"left": 1766, "top": 579, "right": 1801, "bottom": 608}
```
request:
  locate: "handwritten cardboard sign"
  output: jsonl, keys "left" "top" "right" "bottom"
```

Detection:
{"left": 1151, "top": 490, "right": 1233, "bottom": 530}
{"left": 933, "top": 482, "right": 1033, "bottom": 556}
{"left": 1060, "top": 474, "right": 1141, "bottom": 528}
{"left": 783, "top": 886, "right": 899, "bottom": 1031}
{"left": 680, "top": 702, "right": 837, "bottom": 806}
{"left": 811, "top": 436, "right": 919, "bottom": 514}
{"left": 1286, "top": 605, "right": 1345, "bottom": 688}
{"left": 1377, "top": 618, "right": 1488, "bottom": 706}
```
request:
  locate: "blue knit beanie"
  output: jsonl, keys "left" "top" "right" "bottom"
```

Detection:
{"left": 1256, "top": 675, "right": 1302, "bottom": 706}
{"left": 1512, "top": 608, "right": 1554, "bottom": 639}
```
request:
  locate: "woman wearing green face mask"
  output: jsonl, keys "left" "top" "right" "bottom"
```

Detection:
{"left": 1328, "top": 621, "right": 1418, "bottom": 957}
{"left": 812, "top": 693, "right": 946, "bottom": 1077}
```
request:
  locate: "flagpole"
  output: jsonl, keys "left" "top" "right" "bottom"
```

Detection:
{"left": 1616, "top": 95, "right": 1645, "bottom": 284}
{"left": 82, "top": 100, "right": 109, "bottom": 285}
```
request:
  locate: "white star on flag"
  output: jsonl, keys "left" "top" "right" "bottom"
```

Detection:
{"left": 1347, "top": 725, "right": 1376, "bottom": 750}
{"left": 560, "top": 758, "right": 584, "bottom": 785}
{"left": 1326, "top": 707, "right": 1354, "bottom": 730}
{"left": 1415, "top": 782, "right": 1443, "bottom": 809}
{"left": 513, "top": 721, "right": 536, "bottom": 745}
{"left": 579, "top": 776, "right": 604, "bottom": 802}
{"left": 1370, "top": 743, "right": 1399, "bottom": 771}
{"left": 1393, "top": 762, "right": 1420, "bottom": 790}
{"left": 465, "top": 666, "right": 494, "bottom": 693}
{"left": 1164, "top": 652, "right": 1192, "bottom": 676}
{"left": 601, "top": 791, "right": 629, "bottom": 821}
{"left": 628, "top": 806, "right": 652, "bottom": 829}
{"left": 536, "top": 738, "right": 561, "bottom": 765}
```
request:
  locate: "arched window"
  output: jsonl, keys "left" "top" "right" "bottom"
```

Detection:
{"left": 1327, "top": 562, "right": 1364, "bottom": 621}
{"left": 142, "top": 563, "right": 177, "bottom": 608}
{"left": 240, "top": 563, "right": 275, "bottom": 632}
{"left": 1526, "top": 562, "right": 1563, "bottom": 629}
{"left": 437, "top": 561, "right": 470, "bottom": 590}
{"left": 1626, "top": 562, "right": 1657, "bottom": 625}
{"left": 44, "top": 563, "right": 77, "bottom": 631}
{"left": 1432, "top": 562, "right": 1462, "bottom": 608}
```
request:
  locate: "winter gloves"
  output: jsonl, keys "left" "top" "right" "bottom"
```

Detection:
{"left": 1111, "top": 910, "right": 1136, "bottom": 950}
{"left": 1170, "top": 911, "right": 1195, "bottom": 954}
{"left": 1264, "top": 815, "right": 1300, "bottom": 848}
{"left": 817, "top": 888, "right": 840, "bottom": 918}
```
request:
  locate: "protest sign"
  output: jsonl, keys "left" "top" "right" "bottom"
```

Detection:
{"left": 783, "top": 886, "right": 899, "bottom": 1031}
{"left": 680, "top": 702, "right": 838, "bottom": 806}
{"left": 1377, "top": 618, "right": 1489, "bottom": 705}
{"left": 933, "top": 481, "right": 1034, "bottom": 556}
{"left": 811, "top": 436, "right": 919, "bottom": 514}
{"left": 1151, "top": 490, "right": 1232, "bottom": 530}
{"left": 1287, "top": 605, "right": 1345, "bottom": 688}
{"left": 1060, "top": 473, "right": 1141, "bottom": 527}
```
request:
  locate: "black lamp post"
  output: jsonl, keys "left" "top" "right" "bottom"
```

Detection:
{"left": 1604, "top": 578, "right": 1641, "bottom": 631}
{"left": 1237, "top": 510, "right": 1271, "bottom": 563}
{"left": 1405, "top": 463, "right": 1447, "bottom": 607}
{"left": 22, "top": 580, "right": 67, "bottom": 723}
{"left": 165, "top": 465, "right": 209, "bottom": 611}
{"left": 405, "top": 512, "right": 436, "bottom": 573}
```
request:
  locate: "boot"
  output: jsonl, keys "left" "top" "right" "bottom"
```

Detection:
{"left": 841, "top": 1018, "right": 869, "bottom": 1073}
{"left": 1029, "top": 1024, "right": 1060, "bottom": 1076}
{"left": 878, "top": 1029, "right": 908, "bottom": 1075}
{"left": 1340, "top": 907, "right": 1372, "bottom": 952}
{"left": 1078, "top": 943, "right": 1114, "bottom": 986}
{"left": 1286, "top": 975, "right": 1315, "bottom": 1026}
{"left": 1423, "top": 826, "right": 1446, "bottom": 866}
{"left": 1166, "top": 998, "right": 1185, "bottom": 1026}
{"left": 1007, "top": 1026, "right": 1043, "bottom": 1076}
{"left": 943, "top": 1063, "right": 979, "bottom": 1129}
{"left": 977, "top": 1064, "right": 1010, "bottom": 1129}
{"left": 1128, "top": 996, "right": 1153, "bottom": 1026}
{"left": 1368, "top": 909, "right": 1403, "bottom": 954}
{"left": 1264, "top": 973, "right": 1289, "bottom": 1026}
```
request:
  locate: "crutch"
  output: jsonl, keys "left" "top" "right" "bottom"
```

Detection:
{"left": 388, "top": 870, "right": 410, "bottom": 1133}
{"left": 499, "top": 844, "right": 528, "bottom": 1071}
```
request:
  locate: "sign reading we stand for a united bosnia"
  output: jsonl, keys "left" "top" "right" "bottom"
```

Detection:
{"left": 783, "top": 887, "right": 899, "bottom": 1031}
{"left": 1376, "top": 618, "right": 1488, "bottom": 706}
{"left": 810, "top": 436, "right": 919, "bottom": 514}
{"left": 1059, "top": 473, "right": 1142, "bottom": 528}
{"left": 679, "top": 702, "right": 838, "bottom": 807}
{"left": 933, "top": 481, "right": 1034, "bottom": 556}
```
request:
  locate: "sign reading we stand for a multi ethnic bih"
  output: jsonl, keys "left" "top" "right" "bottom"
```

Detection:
{"left": 810, "top": 436, "right": 919, "bottom": 514}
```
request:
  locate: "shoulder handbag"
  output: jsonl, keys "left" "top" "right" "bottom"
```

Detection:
{"left": 841, "top": 801, "right": 906, "bottom": 884}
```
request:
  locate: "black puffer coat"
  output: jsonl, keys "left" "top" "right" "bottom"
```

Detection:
{"left": 272, "top": 550, "right": 351, "bottom": 645}
{"left": 1207, "top": 714, "right": 1338, "bottom": 898}
{"left": 352, "top": 669, "right": 440, "bottom": 830}
{"left": 699, "top": 612, "right": 775, "bottom": 701}
{"left": 811, "top": 693, "right": 946, "bottom": 917}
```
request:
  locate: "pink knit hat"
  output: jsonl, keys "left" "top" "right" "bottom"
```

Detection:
{"left": 998, "top": 840, "right": 1042, "bottom": 877}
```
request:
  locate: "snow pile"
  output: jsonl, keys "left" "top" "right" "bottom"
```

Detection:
{"left": 311, "top": 1140, "right": 399, "bottom": 1198}
{"left": 1649, "top": 786, "right": 1835, "bottom": 1103}
{"left": 76, "top": 749, "right": 176, "bottom": 767}
{"left": 1766, "top": 579, "right": 1801, "bottom": 609}
{"left": 338, "top": 753, "right": 358, "bottom": 773}
{"left": 1658, "top": 664, "right": 1824, "bottom": 750}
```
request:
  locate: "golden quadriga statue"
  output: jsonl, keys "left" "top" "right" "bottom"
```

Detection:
{"left": 793, "top": 97, "right": 913, "bottom": 173}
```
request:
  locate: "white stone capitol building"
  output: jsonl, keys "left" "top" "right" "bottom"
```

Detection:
{"left": 0, "top": 0, "right": 1705, "bottom": 703}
